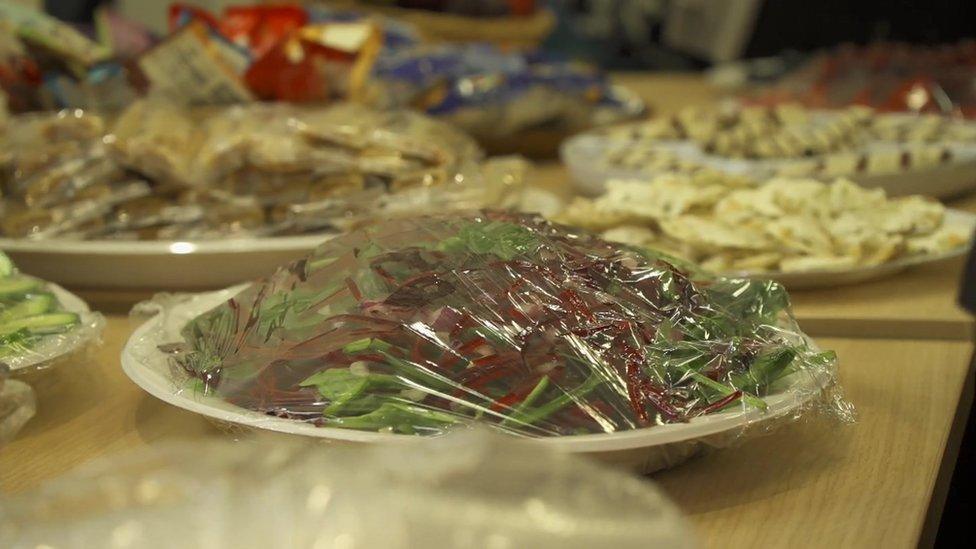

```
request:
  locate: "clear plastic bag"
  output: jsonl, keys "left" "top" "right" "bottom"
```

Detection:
{"left": 0, "top": 102, "right": 526, "bottom": 241}
{"left": 0, "top": 430, "right": 697, "bottom": 548}
{"left": 192, "top": 102, "right": 483, "bottom": 200}
{"left": 130, "top": 212, "right": 847, "bottom": 459}
{"left": 0, "top": 365, "right": 35, "bottom": 447}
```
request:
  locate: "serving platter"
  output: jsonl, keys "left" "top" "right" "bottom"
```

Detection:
{"left": 122, "top": 284, "right": 833, "bottom": 472}
{"left": 725, "top": 209, "right": 976, "bottom": 290}
{"left": 562, "top": 127, "right": 976, "bottom": 199}
{"left": 0, "top": 235, "right": 333, "bottom": 290}
{"left": 4, "top": 283, "right": 103, "bottom": 373}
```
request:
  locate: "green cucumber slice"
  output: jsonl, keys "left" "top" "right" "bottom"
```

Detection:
{"left": 0, "top": 277, "right": 42, "bottom": 298}
{"left": 0, "top": 312, "right": 79, "bottom": 336}
{"left": 0, "top": 293, "right": 56, "bottom": 323}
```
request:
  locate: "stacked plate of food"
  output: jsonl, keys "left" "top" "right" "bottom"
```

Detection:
{"left": 123, "top": 211, "right": 849, "bottom": 472}
{"left": 563, "top": 103, "right": 976, "bottom": 198}
{"left": 0, "top": 101, "right": 528, "bottom": 289}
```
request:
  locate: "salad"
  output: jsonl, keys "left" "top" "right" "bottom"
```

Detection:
{"left": 164, "top": 212, "right": 836, "bottom": 436}
{"left": 0, "top": 252, "right": 80, "bottom": 363}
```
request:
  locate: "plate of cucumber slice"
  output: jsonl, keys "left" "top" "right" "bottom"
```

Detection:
{"left": 0, "top": 252, "right": 104, "bottom": 372}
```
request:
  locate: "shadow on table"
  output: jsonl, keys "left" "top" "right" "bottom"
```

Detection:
{"left": 651, "top": 420, "right": 852, "bottom": 514}
{"left": 132, "top": 390, "right": 222, "bottom": 444}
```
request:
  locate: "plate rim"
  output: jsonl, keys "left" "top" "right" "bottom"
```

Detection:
{"left": 0, "top": 234, "right": 334, "bottom": 256}
{"left": 729, "top": 209, "right": 975, "bottom": 282}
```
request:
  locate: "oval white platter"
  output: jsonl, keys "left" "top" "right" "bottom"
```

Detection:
{"left": 0, "top": 235, "right": 332, "bottom": 290}
{"left": 5, "top": 283, "right": 104, "bottom": 372}
{"left": 562, "top": 128, "right": 976, "bottom": 199}
{"left": 122, "top": 284, "right": 832, "bottom": 469}
{"left": 726, "top": 209, "right": 976, "bottom": 290}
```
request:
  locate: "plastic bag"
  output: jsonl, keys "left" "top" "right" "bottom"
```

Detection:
{"left": 0, "top": 365, "right": 35, "bottom": 447}
{"left": 0, "top": 430, "right": 697, "bottom": 548}
{"left": 145, "top": 211, "right": 845, "bottom": 442}
{"left": 0, "top": 102, "right": 524, "bottom": 241}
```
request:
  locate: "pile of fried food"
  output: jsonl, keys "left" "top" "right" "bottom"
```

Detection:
{"left": 602, "top": 103, "right": 976, "bottom": 179}
{"left": 0, "top": 100, "right": 494, "bottom": 241}
{"left": 557, "top": 173, "right": 970, "bottom": 274}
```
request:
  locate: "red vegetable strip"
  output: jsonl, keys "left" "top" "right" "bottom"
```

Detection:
{"left": 345, "top": 277, "right": 363, "bottom": 302}
{"left": 455, "top": 335, "right": 488, "bottom": 355}
{"left": 625, "top": 361, "right": 650, "bottom": 424}
{"left": 371, "top": 265, "right": 396, "bottom": 285}
{"left": 701, "top": 390, "right": 743, "bottom": 415}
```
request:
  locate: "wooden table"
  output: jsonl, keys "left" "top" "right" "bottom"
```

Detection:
{"left": 2, "top": 327, "right": 971, "bottom": 549}
{"left": 2, "top": 73, "right": 974, "bottom": 548}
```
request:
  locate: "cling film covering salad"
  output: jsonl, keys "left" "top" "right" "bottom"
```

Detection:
{"left": 161, "top": 212, "right": 841, "bottom": 436}
{"left": 0, "top": 251, "right": 103, "bottom": 372}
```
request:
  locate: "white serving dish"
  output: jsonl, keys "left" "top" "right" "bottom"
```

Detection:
{"left": 122, "top": 285, "right": 833, "bottom": 473}
{"left": 727, "top": 209, "right": 975, "bottom": 290}
{"left": 563, "top": 128, "right": 976, "bottom": 199}
{"left": 0, "top": 235, "right": 332, "bottom": 290}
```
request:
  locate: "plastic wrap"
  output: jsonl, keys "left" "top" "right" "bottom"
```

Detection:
{"left": 0, "top": 430, "right": 697, "bottom": 548}
{"left": 0, "top": 365, "right": 35, "bottom": 447}
{"left": 0, "top": 102, "right": 528, "bottom": 241}
{"left": 0, "top": 251, "right": 104, "bottom": 374}
{"left": 132, "top": 212, "right": 845, "bottom": 450}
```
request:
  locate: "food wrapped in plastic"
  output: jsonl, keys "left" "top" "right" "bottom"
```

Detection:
{"left": 141, "top": 212, "right": 845, "bottom": 447}
{"left": 0, "top": 251, "right": 104, "bottom": 374}
{"left": 0, "top": 102, "right": 523, "bottom": 241}
{"left": 0, "top": 430, "right": 697, "bottom": 548}
{"left": 0, "top": 365, "right": 35, "bottom": 447}
{"left": 193, "top": 102, "right": 483, "bottom": 197}
{"left": 107, "top": 100, "right": 203, "bottom": 186}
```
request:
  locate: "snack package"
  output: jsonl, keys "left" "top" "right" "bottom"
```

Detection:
{"left": 138, "top": 21, "right": 254, "bottom": 105}
{"left": 0, "top": 251, "right": 104, "bottom": 374}
{"left": 0, "top": 19, "right": 43, "bottom": 113}
{"left": 0, "top": 102, "right": 529, "bottom": 241}
{"left": 0, "top": 2, "right": 111, "bottom": 70}
{"left": 138, "top": 212, "right": 847, "bottom": 445}
{"left": 168, "top": 4, "right": 382, "bottom": 104}
{"left": 0, "top": 430, "right": 697, "bottom": 548}
{"left": 107, "top": 99, "right": 202, "bottom": 186}
{"left": 191, "top": 101, "right": 491, "bottom": 231}
{"left": 369, "top": 44, "right": 645, "bottom": 141}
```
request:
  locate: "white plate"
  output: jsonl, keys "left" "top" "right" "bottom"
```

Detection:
{"left": 563, "top": 128, "right": 976, "bottom": 199}
{"left": 0, "top": 235, "right": 332, "bottom": 290}
{"left": 726, "top": 209, "right": 976, "bottom": 290}
{"left": 5, "top": 283, "right": 103, "bottom": 372}
{"left": 122, "top": 285, "right": 833, "bottom": 469}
